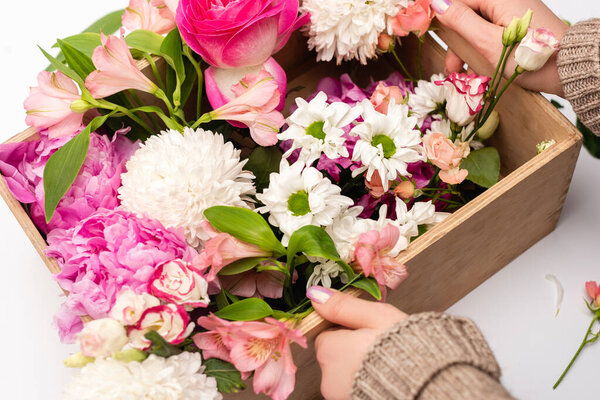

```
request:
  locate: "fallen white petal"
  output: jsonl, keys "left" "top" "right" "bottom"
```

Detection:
{"left": 546, "top": 274, "right": 564, "bottom": 317}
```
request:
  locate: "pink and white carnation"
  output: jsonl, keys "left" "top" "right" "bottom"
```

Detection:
{"left": 109, "top": 289, "right": 161, "bottom": 326}
{"left": 436, "top": 73, "right": 490, "bottom": 126}
{"left": 46, "top": 209, "right": 197, "bottom": 343}
{"left": 129, "top": 303, "right": 195, "bottom": 349}
{"left": 77, "top": 318, "right": 128, "bottom": 358}
{"left": 150, "top": 259, "right": 210, "bottom": 310}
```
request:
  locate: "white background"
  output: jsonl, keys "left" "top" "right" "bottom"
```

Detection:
{"left": 1, "top": 1, "right": 600, "bottom": 398}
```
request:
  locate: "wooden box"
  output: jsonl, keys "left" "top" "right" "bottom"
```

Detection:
{"left": 0, "top": 25, "right": 581, "bottom": 400}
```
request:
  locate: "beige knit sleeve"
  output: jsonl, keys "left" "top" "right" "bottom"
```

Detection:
{"left": 351, "top": 312, "right": 514, "bottom": 400}
{"left": 557, "top": 19, "right": 600, "bottom": 135}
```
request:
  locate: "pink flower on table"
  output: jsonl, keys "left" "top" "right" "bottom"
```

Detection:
{"left": 194, "top": 314, "right": 235, "bottom": 363}
{"left": 128, "top": 304, "right": 195, "bottom": 349}
{"left": 122, "top": 0, "right": 176, "bottom": 34}
{"left": 423, "top": 132, "right": 470, "bottom": 184}
{"left": 150, "top": 259, "right": 210, "bottom": 310}
{"left": 85, "top": 30, "right": 157, "bottom": 99}
{"left": 109, "top": 289, "right": 160, "bottom": 326}
{"left": 176, "top": 0, "right": 309, "bottom": 68}
{"left": 514, "top": 28, "right": 559, "bottom": 72}
{"left": 208, "top": 68, "right": 285, "bottom": 146}
{"left": 220, "top": 268, "right": 286, "bottom": 299}
{"left": 436, "top": 72, "right": 490, "bottom": 126}
{"left": 369, "top": 83, "right": 405, "bottom": 114}
{"left": 23, "top": 71, "right": 85, "bottom": 139}
{"left": 586, "top": 281, "right": 600, "bottom": 309}
{"left": 391, "top": 0, "right": 435, "bottom": 37}
{"left": 352, "top": 224, "right": 408, "bottom": 290}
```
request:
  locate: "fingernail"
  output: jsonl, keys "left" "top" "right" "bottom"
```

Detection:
{"left": 306, "top": 286, "right": 333, "bottom": 304}
{"left": 431, "top": 0, "right": 451, "bottom": 15}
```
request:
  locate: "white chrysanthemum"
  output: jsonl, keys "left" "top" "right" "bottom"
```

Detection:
{"left": 408, "top": 73, "right": 447, "bottom": 123}
{"left": 302, "top": 0, "right": 406, "bottom": 64}
{"left": 257, "top": 160, "right": 353, "bottom": 246}
{"left": 393, "top": 200, "right": 449, "bottom": 238}
{"left": 428, "top": 118, "right": 483, "bottom": 149}
{"left": 119, "top": 128, "right": 255, "bottom": 249}
{"left": 63, "top": 353, "right": 221, "bottom": 400}
{"left": 306, "top": 257, "right": 349, "bottom": 289}
{"left": 278, "top": 92, "right": 362, "bottom": 165}
{"left": 351, "top": 100, "right": 425, "bottom": 190}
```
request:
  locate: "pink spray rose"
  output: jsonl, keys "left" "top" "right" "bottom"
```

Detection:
{"left": 369, "top": 83, "right": 405, "bottom": 114}
{"left": 150, "top": 259, "right": 210, "bottom": 310}
{"left": 85, "top": 30, "right": 158, "bottom": 99}
{"left": 109, "top": 289, "right": 161, "bottom": 326}
{"left": 514, "top": 28, "right": 559, "bottom": 72}
{"left": 23, "top": 71, "right": 85, "bottom": 139}
{"left": 391, "top": 0, "right": 435, "bottom": 37}
{"left": 176, "top": 0, "right": 309, "bottom": 68}
{"left": 436, "top": 72, "right": 491, "bottom": 126}
{"left": 122, "top": 0, "right": 177, "bottom": 34}
{"left": 586, "top": 281, "right": 600, "bottom": 309}
{"left": 422, "top": 132, "right": 470, "bottom": 185}
{"left": 128, "top": 304, "right": 194, "bottom": 349}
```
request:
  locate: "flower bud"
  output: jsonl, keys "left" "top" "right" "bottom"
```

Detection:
{"left": 64, "top": 352, "right": 95, "bottom": 368}
{"left": 475, "top": 111, "right": 500, "bottom": 141}
{"left": 112, "top": 348, "right": 148, "bottom": 363}
{"left": 377, "top": 34, "right": 394, "bottom": 52}
{"left": 514, "top": 28, "right": 559, "bottom": 72}
{"left": 502, "top": 17, "right": 519, "bottom": 46}
{"left": 70, "top": 99, "right": 94, "bottom": 113}
{"left": 394, "top": 181, "right": 415, "bottom": 199}
{"left": 516, "top": 9, "right": 533, "bottom": 42}
{"left": 77, "top": 318, "right": 128, "bottom": 358}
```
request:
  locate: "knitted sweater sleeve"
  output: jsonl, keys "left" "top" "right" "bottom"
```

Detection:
{"left": 351, "top": 312, "right": 514, "bottom": 400}
{"left": 557, "top": 19, "right": 600, "bottom": 135}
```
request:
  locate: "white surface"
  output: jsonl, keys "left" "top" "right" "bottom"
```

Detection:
{"left": 1, "top": 1, "right": 599, "bottom": 398}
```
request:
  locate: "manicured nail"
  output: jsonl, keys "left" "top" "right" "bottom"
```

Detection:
{"left": 306, "top": 286, "right": 333, "bottom": 304}
{"left": 431, "top": 0, "right": 451, "bottom": 15}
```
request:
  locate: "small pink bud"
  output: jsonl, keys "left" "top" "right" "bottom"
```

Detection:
{"left": 377, "top": 34, "right": 394, "bottom": 51}
{"left": 394, "top": 181, "right": 415, "bottom": 199}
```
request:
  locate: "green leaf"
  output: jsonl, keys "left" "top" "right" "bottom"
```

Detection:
{"left": 43, "top": 114, "right": 112, "bottom": 223}
{"left": 578, "top": 119, "right": 600, "bottom": 159}
{"left": 351, "top": 277, "right": 382, "bottom": 300}
{"left": 245, "top": 147, "right": 282, "bottom": 192}
{"left": 53, "top": 33, "right": 102, "bottom": 57}
{"left": 204, "top": 359, "right": 246, "bottom": 393}
{"left": 126, "top": 30, "right": 164, "bottom": 55}
{"left": 204, "top": 206, "right": 286, "bottom": 255}
{"left": 56, "top": 39, "right": 95, "bottom": 80}
{"left": 214, "top": 298, "right": 274, "bottom": 321}
{"left": 461, "top": 147, "right": 501, "bottom": 188}
{"left": 145, "top": 331, "right": 183, "bottom": 358}
{"left": 219, "top": 257, "right": 266, "bottom": 276}
{"left": 83, "top": 9, "right": 125, "bottom": 34}
{"left": 160, "top": 29, "right": 185, "bottom": 106}
{"left": 39, "top": 46, "right": 84, "bottom": 85}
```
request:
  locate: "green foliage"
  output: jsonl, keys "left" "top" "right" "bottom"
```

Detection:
{"left": 245, "top": 146, "right": 282, "bottom": 192}
{"left": 125, "top": 30, "right": 165, "bottom": 55}
{"left": 578, "top": 119, "right": 600, "bottom": 159}
{"left": 56, "top": 39, "right": 95, "bottom": 80}
{"left": 214, "top": 298, "right": 274, "bottom": 321}
{"left": 350, "top": 277, "right": 382, "bottom": 300}
{"left": 461, "top": 147, "right": 501, "bottom": 188}
{"left": 145, "top": 331, "right": 183, "bottom": 358}
{"left": 39, "top": 46, "right": 83, "bottom": 85}
{"left": 204, "top": 359, "right": 246, "bottom": 393}
{"left": 161, "top": 29, "right": 185, "bottom": 107}
{"left": 219, "top": 257, "right": 267, "bottom": 276}
{"left": 53, "top": 33, "right": 102, "bottom": 57}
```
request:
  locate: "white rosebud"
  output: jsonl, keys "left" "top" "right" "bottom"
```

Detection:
{"left": 77, "top": 318, "right": 128, "bottom": 358}
{"left": 109, "top": 289, "right": 160, "bottom": 326}
{"left": 514, "top": 28, "right": 559, "bottom": 72}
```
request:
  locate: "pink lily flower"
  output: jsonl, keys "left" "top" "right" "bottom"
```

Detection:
{"left": 122, "top": 0, "right": 177, "bottom": 34}
{"left": 23, "top": 71, "right": 85, "bottom": 138}
{"left": 209, "top": 68, "right": 285, "bottom": 146}
{"left": 85, "top": 30, "right": 157, "bottom": 99}
{"left": 352, "top": 224, "right": 409, "bottom": 290}
{"left": 586, "top": 281, "right": 600, "bottom": 309}
{"left": 194, "top": 314, "right": 235, "bottom": 363}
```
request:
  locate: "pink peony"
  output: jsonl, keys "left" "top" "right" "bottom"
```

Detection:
{"left": 586, "top": 281, "right": 600, "bottom": 309}
{"left": 436, "top": 72, "right": 490, "bottom": 126}
{"left": 391, "top": 0, "right": 435, "bottom": 37}
{"left": 370, "top": 82, "right": 405, "bottom": 114}
{"left": 422, "top": 132, "right": 470, "bottom": 185}
{"left": 176, "top": 0, "right": 309, "bottom": 68}
{"left": 150, "top": 259, "right": 210, "bottom": 310}
{"left": 23, "top": 71, "right": 85, "bottom": 139}
{"left": 122, "top": 0, "right": 177, "bottom": 34}
{"left": 46, "top": 209, "right": 198, "bottom": 343}
{"left": 0, "top": 128, "right": 138, "bottom": 234}
{"left": 128, "top": 303, "right": 195, "bottom": 349}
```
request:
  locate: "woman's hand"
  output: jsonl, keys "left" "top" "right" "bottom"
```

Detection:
{"left": 436, "top": 0, "right": 568, "bottom": 95}
{"left": 306, "top": 286, "right": 408, "bottom": 400}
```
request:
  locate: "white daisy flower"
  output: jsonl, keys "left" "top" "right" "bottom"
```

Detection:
{"left": 306, "top": 257, "right": 349, "bottom": 289}
{"left": 409, "top": 73, "right": 448, "bottom": 125}
{"left": 119, "top": 128, "right": 255, "bottom": 250}
{"left": 428, "top": 117, "right": 483, "bottom": 149}
{"left": 393, "top": 200, "right": 449, "bottom": 238}
{"left": 278, "top": 92, "right": 362, "bottom": 165}
{"left": 257, "top": 160, "right": 353, "bottom": 246}
{"left": 350, "top": 99, "right": 425, "bottom": 190}
{"left": 302, "top": 0, "right": 406, "bottom": 64}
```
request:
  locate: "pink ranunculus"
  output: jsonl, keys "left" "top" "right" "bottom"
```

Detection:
{"left": 220, "top": 268, "right": 286, "bottom": 299}
{"left": 436, "top": 72, "right": 491, "bottom": 126}
{"left": 514, "top": 28, "right": 559, "bottom": 72}
{"left": 122, "top": 0, "right": 177, "bottom": 34}
{"left": 150, "top": 259, "right": 210, "bottom": 310}
{"left": 422, "top": 132, "right": 470, "bottom": 185}
{"left": 586, "top": 281, "right": 600, "bottom": 309}
{"left": 23, "top": 71, "right": 85, "bottom": 139}
{"left": 109, "top": 289, "right": 160, "bottom": 326}
{"left": 370, "top": 83, "right": 405, "bottom": 114}
{"left": 176, "top": 0, "right": 309, "bottom": 68}
{"left": 128, "top": 304, "right": 194, "bottom": 349}
{"left": 209, "top": 68, "right": 285, "bottom": 146}
{"left": 77, "top": 318, "right": 128, "bottom": 358}
{"left": 46, "top": 209, "right": 197, "bottom": 343}
{"left": 194, "top": 314, "right": 235, "bottom": 363}
{"left": 391, "top": 0, "right": 435, "bottom": 37}
{"left": 193, "top": 233, "right": 273, "bottom": 281}
{"left": 352, "top": 224, "right": 409, "bottom": 290}
{"left": 85, "top": 30, "right": 158, "bottom": 99}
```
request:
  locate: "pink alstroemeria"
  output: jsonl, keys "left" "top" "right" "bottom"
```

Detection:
{"left": 23, "top": 71, "right": 85, "bottom": 138}
{"left": 436, "top": 72, "right": 491, "bottom": 126}
{"left": 122, "top": 0, "right": 177, "bottom": 34}
{"left": 352, "top": 224, "right": 409, "bottom": 290}
{"left": 586, "top": 281, "right": 600, "bottom": 309}
{"left": 85, "top": 30, "right": 158, "bottom": 99}
{"left": 208, "top": 68, "right": 285, "bottom": 146}
{"left": 220, "top": 268, "right": 286, "bottom": 299}
{"left": 193, "top": 314, "right": 235, "bottom": 363}
{"left": 194, "top": 233, "right": 273, "bottom": 281}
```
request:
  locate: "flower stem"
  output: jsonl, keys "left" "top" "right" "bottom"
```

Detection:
{"left": 554, "top": 314, "right": 599, "bottom": 389}
{"left": 144, "top": 53, "right": 166, "bottom": 93}
{"left": 477, "top": 43, "right": 515, "bottom": 128}
{"left": 390, "top": 47, "right": 415, "bottom": 81}
{"left": 477, "top": 69, "right": 521, "bottom": 133}
{"left": 417, "top": 38, "right": 423, "bottom": 80}
{"left": 183, "top": 46, "right": 204, "bottom": 120}
{"left": 191, "top": 113, "right": 212, "bottom": 129}
{"left": 153, "top": 88, "right": 177, "bottom": 118}
{"left": 487, "top": 45, "right": 509, "bottom": 99}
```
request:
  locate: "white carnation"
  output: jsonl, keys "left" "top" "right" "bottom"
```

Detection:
{"left": 63, "top": 353, "right": 221, "bottom": 400}
{"left": 302, "top": 0, "right": 406, "bottom": 64}
{"left": 119, "top": 128, "right": 256, "bottom": 249}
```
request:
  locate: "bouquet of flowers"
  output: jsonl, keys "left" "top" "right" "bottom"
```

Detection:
{"left": 0, "top": 0, "right": 560, "bottom": 399}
